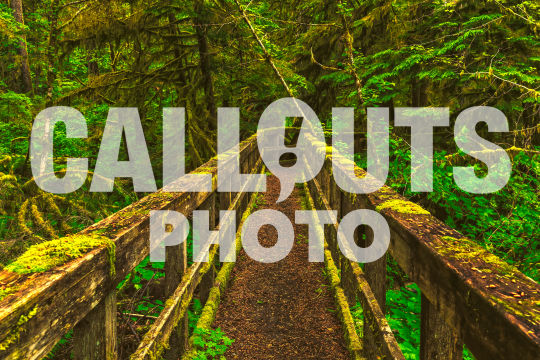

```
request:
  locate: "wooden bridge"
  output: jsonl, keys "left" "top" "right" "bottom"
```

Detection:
{"left": 0, "top": 134, "right": 538, "bottom": 360}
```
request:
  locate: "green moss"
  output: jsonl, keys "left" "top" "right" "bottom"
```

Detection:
{"left": 145, "top": 191, "right": 177, "bottom": 204}
{"left": 490, "top": 294, "right": 540, "bottom": 325}
{"left": 325, "top": 145, "right": 334, "bottom": 159}
{"left": 193, "top": 166, "right": 215, "bottom": 174}
{"left": 325, "top": 250, "right": 341, "bottom": 288}
{"left": 5, "top": 234, "right": 116, "bottom": 276}
{"left": 0, "top": 286, "right": 18, "bottom": 302}
{"left": 302, "top": 181, "right": 363, "bottom": 358}
{"left": 0, "top": 305, "right": 38, "bottom": 351}
{"left": 118, "top": 207, "right": 150, "bottom": 219}
{"left": 323, "top": 233, "right": 363, "bottom": 357}
{"left": 185, "top": 189, "right": 263, "bottom": 360}
{"left": 436, "top": 236, "right": 516, "bottom": 276}
{"left": 440, "top": 235, "right": 458, "bottom": 242}
{"left": 375, "top": 199, "right": 430, "bottom": 215}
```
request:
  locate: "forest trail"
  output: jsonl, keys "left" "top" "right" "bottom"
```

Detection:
{"left": 213, "top": 176, "right": 350, "bottom": 359}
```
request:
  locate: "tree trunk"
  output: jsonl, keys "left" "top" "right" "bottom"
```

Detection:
{"left": 88, "top": 48, "right": 100, "bottom": 78}
{"left": 411, "top": 76, "right": 428, "bottom": 107}
{"left": 10, "top": 0, "right": 33, "bottom": 94}
{"left": 194, "top": 0, "right": 217, "bottom": 130}
{"left": 46, "top": 0, "right": 60, "bottom": 106}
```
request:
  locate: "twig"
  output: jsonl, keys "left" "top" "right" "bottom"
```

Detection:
{"left": 233, "top": 0, "right": 294, "bottom": 97}
{"left": 119, "top": 311, "right": 141, "bottom": 342}
{"left": 123, "top": 313, "right": 158, "bottom": 320}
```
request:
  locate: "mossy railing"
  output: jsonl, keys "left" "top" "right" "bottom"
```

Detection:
{"left": 305, "top": 138, "right": 540, "bottom": 360}
{"left": 0, "top": 135, "right": 261, "bottom": 360}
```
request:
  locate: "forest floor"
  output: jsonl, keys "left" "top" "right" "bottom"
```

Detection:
{"left": 213, "top": 175, "right": 349, "bottom": 359}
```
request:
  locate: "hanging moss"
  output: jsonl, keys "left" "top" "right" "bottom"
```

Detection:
{"left": 30, "top": 198, "right": 57, "bottom": 239}
{"left": 17, "top": 199, "right": 34, "bottom": 239}
{"left": 44, "top": 194, "right": 70, "bottom": 232}
{"left": 0, "top": 174, "right": 17, "bottom": 184}
{"left": 0, "top": 155, "right": 12, "bottom": 167}
{"left": 5, "top": 234, "right": 116, "bottom": 276}
{"left": 375, "top": 199, "right": 430, "bottom": 215}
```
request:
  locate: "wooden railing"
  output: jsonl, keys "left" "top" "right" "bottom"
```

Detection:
{"left": 0, "top": 131, "right": 538, "bottom": 360}
{"left": 0, "top": 135, "right": 261, "bottom": 360}
{"left": 304, "top": 138, "right": 540, "bottom": 360}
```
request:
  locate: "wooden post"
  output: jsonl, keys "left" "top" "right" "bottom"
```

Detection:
{"left": 73, "top": 291, "right": 117, "bottom": 360}
{"left": 220, "top": 192, "right": 230, "bottom": 212}
{"left": 357, "top": 200, "right": 387, "bottom": 360}
{"left": 420, "top": 294, "right": 463, "bottom": 360}
{"left": 163, "top": 214, "right": 189, "bottom": 359}
{"left": 364, "top": 256, "right": 386, "bottom": 312}
{"left": 340, "top": 257, "right": 356, "bottom": 305}
{"left": 326, "top": 224, "right": 339, "bottom": 269}
{"left": 198, "top": 194, "right": 217, "bottom": 304}
{"left": 328, "top": 177, "right": 342, "bottom": 268}
{"left": 202, "top": 193, "right": 217, "bottom": 235}
{"left": 199, "top": 257, "right": 216, "bottom": 305}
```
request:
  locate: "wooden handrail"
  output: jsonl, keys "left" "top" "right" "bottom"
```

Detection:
{"left": 308, "top": 140, "right": 540, "bottom": 360}
{"left": 303, "top": 154, "right": 405, "bottom": 360}
{"left": 0, "top": 135, "right": 259, "bottom": 360}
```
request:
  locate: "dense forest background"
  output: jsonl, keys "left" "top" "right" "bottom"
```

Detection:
{"left": 0, "top": 0, "right": 538, "bottom": 358}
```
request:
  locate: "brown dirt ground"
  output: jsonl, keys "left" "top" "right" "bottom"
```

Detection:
{"left": 213, "top": 175, "right": 350, "bottom": 359}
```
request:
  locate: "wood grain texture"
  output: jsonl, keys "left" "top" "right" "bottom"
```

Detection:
{"left": 307, "top": 169, "right": 404, "bottom": 360}
{"left": 73, "top": 291, "right": 117, "bottom": 360}
{"left": 420, "top": 294, "right": 463, "bottom": 360}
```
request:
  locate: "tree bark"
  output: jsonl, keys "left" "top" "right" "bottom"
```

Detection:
{"left": 194, "top": 0, "right": 217, "bottom": 130}
{"left": 10, "top": 0, "right": 33, "bottom": 94}
{"left": 46, "top": 0, "right": 61, "bottom": 106}
{"left": 88, "top": 48, "right": 100, "bottom": 78}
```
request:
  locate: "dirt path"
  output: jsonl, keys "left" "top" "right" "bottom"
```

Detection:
{"left": 213, "top": 175, "right": 349, "bottom": 359}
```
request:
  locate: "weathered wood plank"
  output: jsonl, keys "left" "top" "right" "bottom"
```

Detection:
{"left": 164, "top": 214, "right": 190, "bottom": 359}
{"left": 130, "top": 245, "right": 218, "bottom": 360}
{"left": 199, "top": 257, "right": 216, "bottom": 305}
{"left": 302, "top": 182, "right": 364, "bottom": 360}
{"left": 420, "top": 294, "right": 463, "bottom": 360}
{"left": 183, "top": 179, "right": 263, "bottom": 359}
{"left": 199, "top": 194, "right": 217, "bottom": 305}
{"left": 339, "top": 189, "right": 388, "bottom": 360}
{"left": 308, "top": 172, "right": 404, "bottom": 360}
{"left": 73, "top": 291, "right": 117, "bottom": 360}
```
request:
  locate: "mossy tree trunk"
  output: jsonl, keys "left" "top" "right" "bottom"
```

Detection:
{"left": 10, "top": 0, "right": 33, "bottom": 94}
{"left": 46, "top": 0, "right": 60, "bottom": 106}
{"left": 194, "top": 0, "right": 217, "bottom": 131}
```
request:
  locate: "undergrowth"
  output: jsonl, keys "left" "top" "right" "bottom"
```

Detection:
{"left": 192, "top": 327, "right": 234, "bottom": 360}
